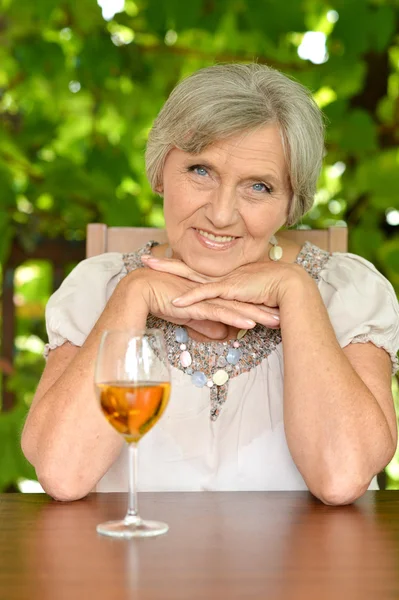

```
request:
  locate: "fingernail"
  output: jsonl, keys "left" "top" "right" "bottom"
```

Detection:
{"left": 244, "top": 319, "right": 256, "bottom": 327}
{"left": 272, "top": 315, "right": 280, "bottom": 321}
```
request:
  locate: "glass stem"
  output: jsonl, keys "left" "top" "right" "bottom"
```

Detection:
{"left": 125, "top": 442, "right": 140, "bottom": 526}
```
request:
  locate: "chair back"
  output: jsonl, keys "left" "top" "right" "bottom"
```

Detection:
{"left": 86, "top": 224, "right": 348, "bottom": 258}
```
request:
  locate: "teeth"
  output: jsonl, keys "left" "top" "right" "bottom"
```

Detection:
{"left": 197, "top": 229, "right": 236, "bottom": 243}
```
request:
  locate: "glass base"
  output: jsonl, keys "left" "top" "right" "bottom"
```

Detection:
{"left": 96, "top": 518, "right": 169, "bottom": 539}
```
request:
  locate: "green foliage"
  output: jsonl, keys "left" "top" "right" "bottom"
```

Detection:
{"left": 0, "top": 0, "right": 398, "bottom": 490}
{"left": 0, "top": 397, "right": 36, "bottom": 490}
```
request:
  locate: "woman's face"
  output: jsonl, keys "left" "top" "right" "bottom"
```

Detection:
{"left": 161, "top": 124, "right": 292, "bottom": 277}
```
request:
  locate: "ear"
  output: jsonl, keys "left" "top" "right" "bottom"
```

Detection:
{"left": 154, "top": 181, "right": 164, "bottom": 196}
{"left": 154, "top": 172, "right": 164, "bottom": 195}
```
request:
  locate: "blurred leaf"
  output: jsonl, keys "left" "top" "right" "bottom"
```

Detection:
{"left": 330, "top": 109, "right": 378, "bottom": 154}
{"left": 371, "top": 6, "right": 396, "bottom": 52}
{"left": 0, "top": 399, "right": 36, "bottom": 491}
{"left": 378, "top": 238, "right": 399, "bottom": 288}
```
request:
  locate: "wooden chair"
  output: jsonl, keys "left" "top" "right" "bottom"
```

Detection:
{"left": 86, "top": 224, "right": 348, "bottom": 258}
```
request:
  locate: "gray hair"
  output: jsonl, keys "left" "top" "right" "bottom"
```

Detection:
{"left": 145, "top": 63, "right": 325, "bottom": 226}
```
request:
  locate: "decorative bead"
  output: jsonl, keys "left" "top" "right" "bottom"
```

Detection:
{"left": 237, "top": 329, "right": 247, "bottom": 340}
{"left": 212, "top": 369, "right": 229, "bottom": 386}
{"left": 233, "top": 341, "right": 240, "bottom": 348}
{"left": 186, "top": 367, "right": 193, "bottom": 375}
{"left": 226, "top": 348, "right": 241, "bottom": 365}
{"left": 206, "top": 380, "right": 214, "bottom": 388}
{"left": 215, "top": 345, "right": 225, "bottom": 355}
{"left": 269, "top": 245, "right": 283, "bottom": 261}
{"left": 175, "top": 327, "right": 189, "bottom": 343}
{"left": 180, "top": 344, "right": 187, "bottom": 351}
{"left": 217, "top": 356, "right": 227, "bottom": 368}
{"left": 226, "top": 364, "right": 233, "bottom": 372}
{"left": 192, "top": 371, "right": 207, "bottom": 388}
{"left": 180, "top": 350, "right": 192, "bottom": 367}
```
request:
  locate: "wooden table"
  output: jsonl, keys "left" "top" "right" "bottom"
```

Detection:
{"left": 1, "top": 491, "right": 399, "bottom": 600}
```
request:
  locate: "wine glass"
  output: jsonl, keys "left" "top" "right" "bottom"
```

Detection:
{"left": 94, "top": 329, "right": 171, "bottom": 538}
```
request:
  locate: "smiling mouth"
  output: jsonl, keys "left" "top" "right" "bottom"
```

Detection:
{"left": 194, "top": 228, "right": 239, "bottom": 243}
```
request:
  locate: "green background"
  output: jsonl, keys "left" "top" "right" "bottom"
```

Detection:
{"left": 0, "top": 0, "right": 398, "bottom": 491}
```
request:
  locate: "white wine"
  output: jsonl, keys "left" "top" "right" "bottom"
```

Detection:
{"left": 97, "top": 381, "right": 171, "bottom": 443}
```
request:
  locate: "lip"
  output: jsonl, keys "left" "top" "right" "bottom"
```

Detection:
{"left": 194, "top": 227, "right": 240, "bottom": 238}
{"left": 192, "top": 228, "right": 240, "bottom": 251}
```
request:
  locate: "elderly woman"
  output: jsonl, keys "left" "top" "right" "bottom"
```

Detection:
{"left": 22, "top": 64, "right": 399, "bottom": 505}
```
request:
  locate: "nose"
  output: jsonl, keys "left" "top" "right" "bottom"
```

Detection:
{"left": 205, "top": 185, "right": 239, "bottom": 230}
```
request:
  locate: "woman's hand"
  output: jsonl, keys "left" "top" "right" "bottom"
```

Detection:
{"left": 140, "top": 255, "right": 303, "bottom": 312}
{"left": 125, "top": 265, "right": 281, "bottom": 334}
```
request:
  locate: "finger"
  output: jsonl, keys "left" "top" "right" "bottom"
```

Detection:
{"left": 172, "top": 282, "right": 231, "bottom": 306}
{"left": 201, "top": 300, "right": 279, "bottom": 330}
{"left": 172, "top": 285, "right": 281, "bottom": 326}
{"left": 173, "top": 302, "right": 256, "bottom": 330}
{"left": 209, "top": 299, "right": 280, "bottom": 329}
{"left": 141, "top": 256, "right": 210, "bottom": 284}
{"left": 256, "top": 305, "right": 280, "bottom": 317}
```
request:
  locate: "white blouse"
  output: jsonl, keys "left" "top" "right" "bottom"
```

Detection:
{"left": 44, "top": 242, "right": 399, "bottom": 493}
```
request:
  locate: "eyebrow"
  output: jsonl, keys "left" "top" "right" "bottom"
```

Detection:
{"left": 185, "top": 158, "right": 282, "bottom": 187}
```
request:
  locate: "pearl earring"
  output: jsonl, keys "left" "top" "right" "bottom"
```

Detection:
{"left": 269, "top": 235, "right": 283, "bottom": 261}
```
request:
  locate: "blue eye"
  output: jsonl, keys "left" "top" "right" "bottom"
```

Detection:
{"left": 252, "top": 182, "right": 271, "bottom": 193}
{"left": 189, "top": 165, "right": 208, "bottom": 177}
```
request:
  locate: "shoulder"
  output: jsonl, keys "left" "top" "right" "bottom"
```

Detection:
{"left": 319, "top": 250, "right": 397, "bottom": 298}
{"left": 316, "top": 250, "right": 399, "bottom": 374}
{"left": 50, "top": 252, "right": 127, "bottom": 301}
{"left": 52, "top": 238, "right": 156, "bottom": 296}
{"left": 46, "top": 241, "right": 155, "bottom": 323}
{"left": 44, "top": 252, "right": 126, "bottom": 349}
{"left": 44, "top": 242, "right": 155, "bottom": 355}
{"left": 71, "top": 252, "right": 126, "bottom": 275}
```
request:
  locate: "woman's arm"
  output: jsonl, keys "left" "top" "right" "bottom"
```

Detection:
{"left": 149, "top": 257, "right": 398, "bottom": 505}
{"left": 21, "top": 275, "right": 149, "bottom": 502}
{"left": 279, "top": 268, "right": 397, "bottom": 505}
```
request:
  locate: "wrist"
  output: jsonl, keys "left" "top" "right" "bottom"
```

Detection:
{"left": 278, "top": 264, "right": 318, "bottom": 307}
{"left": 128, "top": 277, "right": 151, "bottom": 312}
{"left": 117, "top": 270, "right": 151, "bottom": 315}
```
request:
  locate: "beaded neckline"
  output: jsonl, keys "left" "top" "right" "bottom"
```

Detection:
{"left": 123, "top": 240, "right": 332, "bottom": 421}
